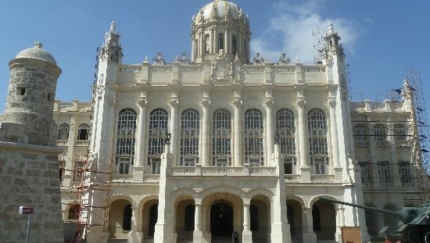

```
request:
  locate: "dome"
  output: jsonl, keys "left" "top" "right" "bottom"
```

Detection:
{"left": 195, "top": 0, "right": 246, "bottom": 24}
{"left": 15, "top": 42, "right": 57, "bottom": 65}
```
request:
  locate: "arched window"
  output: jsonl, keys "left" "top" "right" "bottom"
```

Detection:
{"left": 148, "top": 109, "right": 168, "bottom": 174}
{"left": 180, "top": 109, "right": 200, "bottom": 166}
{"left": 212, "top": 109, "right": 231, "bottom": 166}
{"left": 184, "top": 205, "right": 195, "bottom": 231}
{"left": 394, "top": 124, "right": 407, "bottom": 141}
{"left": 364, "top": 209, "right": 377, "bottom": 237}
{"left": 116, "top": 109, "right": 137, "bottom": 174}
{"left": 308, "top": 109, "right": 328, "bottom": 174}
{"left": 68, "top": 204, "right": 80, "bottom": 220}
{"left": 353, "top": 124, "right": 367, "bottom": 141}
{"left": 77, "top": 124, "right": 89, "bottom": 140}
{"left": 244, "top": 109, "right": 264, "bottom": 166}
{"left": 58, "top": 124, "right": 70, "bottom": 140}
{"left": 123, "top": 204, "right": 132, "bottom": 231}
{"left": 374, "top": 124, "right": 387, "bottom": 141}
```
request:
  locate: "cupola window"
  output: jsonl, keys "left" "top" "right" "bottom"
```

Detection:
{"left": 218, "top": 33, "right": 224, "bottom": 52}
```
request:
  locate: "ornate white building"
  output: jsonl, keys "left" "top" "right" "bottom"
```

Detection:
{"left": 54, "top": 1, "right": 429, "bottom": 243}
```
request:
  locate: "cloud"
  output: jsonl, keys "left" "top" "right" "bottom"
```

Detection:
{"left": 251, "top": 0, "right": 362, "bottom": 63}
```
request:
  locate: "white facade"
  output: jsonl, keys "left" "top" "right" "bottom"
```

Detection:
{"left": 56, "top": 1, "right": 429, "bottom": 243}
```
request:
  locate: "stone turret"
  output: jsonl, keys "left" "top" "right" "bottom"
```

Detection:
{"left": 0, "top": 42, "right": 61, "bottom": 146}
{"left": 0, "top": 42, "right": 64, "bottom": 243}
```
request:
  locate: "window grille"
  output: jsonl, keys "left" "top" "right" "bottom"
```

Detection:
{"left": 398, "top": 161, "right": 412, "bottom": 184}
{"left": 307, "top": 109, "right": 328, "bottom": 169}
{"left": 148, "top": 109, "right": 168, "bottom": 163}
{"left": 244, "top": 109, "right": 264, "bottom": 165}
{"left": 115, "top": 109, "right": 137, "bottom": 174}
{"left": 359, "top": 162, "right": 373, "bottom": 184}
{"left": 58, "top": 124, "right": 70, "bottom": 140}
{"left": 212, "top": 109, "right": 231, "bottom": 165}
{"left": 377, "top": 161, "right": 392, "bottom": 184}
{"left": 180, "top": 109, "right": 200, "bottom": 165}
{"left": 276, "top": 109, "right": 296, "bottom": 156}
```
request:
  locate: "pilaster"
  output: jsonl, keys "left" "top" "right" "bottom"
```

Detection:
{"left": 134, "top": 96, "right": 147, "bottom": 181}
{"left": 328, "top": 97, "right": 343, "bottom": 181}
{"left": 201, "top": 93, "right": 211, "bottom": 166}
{"left": 233, "top": 92, "right": 243, "bottom": 166}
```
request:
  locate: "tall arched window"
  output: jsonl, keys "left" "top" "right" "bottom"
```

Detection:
{"left": 276, "top": 109, "right": 296, "bottom": 174}
{"left": 394, "top": 124, "right": 407, "bottom": 141}
{"left": 116, "top": 109, "right": 137, "bottom": 174}
{"left": 374, "top": 124, "right": 387, "bottom": 141}
{"left": 180, "top": 109, "right": 200, "bottom": 166}
{"left": 77, "top": 124, "right": 89, "bottom": 140}
{"left": 148, "top": 109, "right": 168, "bottom": 174}
{"left": 58, "top": 124, "right": 70, "bottom": 140}
{"left": 212, "top": 109, "right": 232, "bottom": 166}
{"left": 244, "top": 109, "right": 264, "bottom": 166}
{"left": 308, "top": 109, "right": 328, "bottom": 174}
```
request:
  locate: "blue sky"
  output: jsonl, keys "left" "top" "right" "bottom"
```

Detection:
{"left": 0, "top": 0, "right": 429, "bottom": 113}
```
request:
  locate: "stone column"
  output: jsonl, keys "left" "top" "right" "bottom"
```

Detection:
{"left": 302, "top": 207, "right": 317, "bottom": 243}
{"left": 225, "top": 28, "right": 230, "bottom": 54}
{"left": 134, "top": 97, "right": 147, "bottom": 180}
{"left": 387, "top": 122, "right": 401, "bottom": 187}
{"left": 193, "top": 202, "right": 203, "bottom": 243}
{"left": 65, "top": 115, "right": 78, "bottom": 187}
{"left": 242, "top": 202, "right": 252, "bottom": 242}
{"left": 170, "top": 96, "right": 179, "bottom": 165}
{"left": 233, "top": 97, "right": 243, "bottom": 166}
{"left": 297, "top": 97, "right": 311, "bottom": 181}
{"left": 201, "top": 98, "right": 211, "bottom": 166}
{"left": 199, "top": 32, "right": 204, "bottom": 58}
{"left": 214, "top": 29, "right": 218, "bottom": 53}
{"left": 328, "top": 98, "right": 342, "bottom": 181}
{"left": 128, "top": 206, "right": 143, "bottom": 243}
{"left": 265, "top": 97, "right": 274, "bottom": 166}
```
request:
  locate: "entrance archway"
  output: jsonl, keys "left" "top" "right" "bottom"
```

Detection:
{"left": 313, "top": 199, "right": 336, "bottom": 241}
{"left": 210, "top": 202, "right": 234, "bottom": 237}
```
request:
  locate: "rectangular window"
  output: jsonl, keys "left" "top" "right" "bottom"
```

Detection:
{"left": 183, "top": 157, "right": 196, "bottom": 167}
{"left": 215, "top": 157, "right": 229, "bottom": 167}
{"left": 151, "top": 158, "right": 161, "bottom": 174}
{"left": 17, "top": 87, "right": 26, "bottom": 96}
{"left": 118, "top": 157, "right": 131, "bottom": 174}
{"left": 284, "top": 158, "right": 293, "bottom": 174}
{"left": 314, "top": 158, "right": 325, "bottom": 174}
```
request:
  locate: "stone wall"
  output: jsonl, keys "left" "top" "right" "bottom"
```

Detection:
{"left": 0, "top": 142, "right": 64, "bottom": 243}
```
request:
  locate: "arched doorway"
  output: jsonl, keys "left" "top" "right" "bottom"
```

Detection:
{"left": 175, "top": 198, "right": 195, "bottom": 241}
{"left": 287, "top": 199, "right": 303, "bottom": 242}
{"left": 109, "top": 199, "right": 133, "bottom": 239}
{"left": 149, "top": 204, "right": 158, "bottom": 237}
{"left": 250, "top": 196, "right": 271, "bottom": 243}
{"left": 211, "top": 202, "right": 234, "bottom": 238}
{"left": 313, "top": 199, "right": 336, "bottom": 241}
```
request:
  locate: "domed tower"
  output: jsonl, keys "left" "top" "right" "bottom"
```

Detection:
{"left": 191, "top": 0, "right": 251, "bottom": 63}
{"left": 1, "top": 42, "right": 61, "bottom": 146}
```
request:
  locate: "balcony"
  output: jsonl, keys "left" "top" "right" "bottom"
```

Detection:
{"left": 75, "top": 140, "right": 89, "bottom": 146}
{"left": 57, "top": 140, "right": 68, "bottom": 146}
{"left": 111, "top": 174, "right": 133, "bottom": 183}
{"left": 170, "top": 166, "right": 277, "bottom": 177}
{"left": 285, "top": 174, "right": 301, "bottom": 182}
{"left": 311, "top": 174, "right": 335, "bottom": 183}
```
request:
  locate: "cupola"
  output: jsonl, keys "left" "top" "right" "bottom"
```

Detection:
{"left": 191, "top": 0, "right": 251, "bottom": 63}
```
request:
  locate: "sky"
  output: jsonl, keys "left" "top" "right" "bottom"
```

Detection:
{"left": 0, "top": 0, "right": 429, "bottom": 113}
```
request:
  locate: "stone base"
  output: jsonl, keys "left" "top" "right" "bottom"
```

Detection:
{"left": 271, "top": 223, "right": 291, "bottom": 243}
{"left": 154, "top": 223, "right": 175, "bottom": 243}
{"left": 302, "top": 232, "right": 317, "bottom": 243}
{"left": 86, "top": 230, "right": 109, "bottom": 243}
{"left": 242, "top": 230, "right": 253, "bottom": 243}
{"left": 128, "top": 231, "right": 143, "bottom": 243}
{"left": 193, "top": 230, "right": 203, "bottom": 243}
{"left": 334, "top": 167, "right": 343, "bottom": 182}
{"left": 300, "top": 166, "right": 311, "bottom": 182}
{"left": 133, "top": 166, "right": 144, "bottom": 182}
